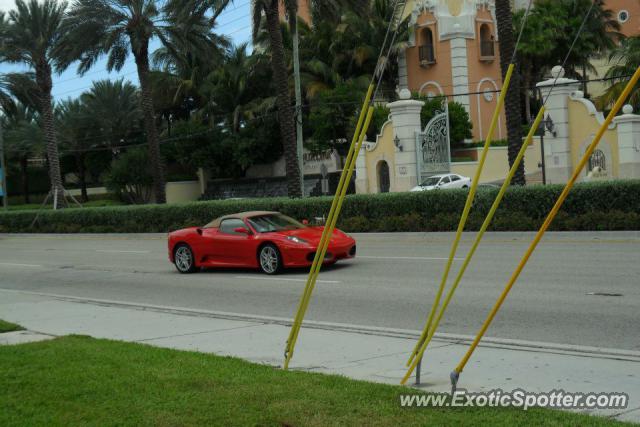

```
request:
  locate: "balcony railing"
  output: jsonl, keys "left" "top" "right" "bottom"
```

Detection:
{"left": 480, "top": 40, "right": 495, "bottom": 59}
{"left": 419, "top": 44, "right": 436, "bottom": 66}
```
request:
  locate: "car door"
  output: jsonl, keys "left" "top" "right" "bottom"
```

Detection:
{"left": 449, "top": 174, "right": 463, "bottom": 188}
{"left": 214, "top": 218, "right": 254, "bottom": 265}
{"left": 438, "top": 175, "right": 451, "bottom": 189}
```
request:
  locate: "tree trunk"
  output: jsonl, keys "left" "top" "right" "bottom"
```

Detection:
{"left": 76, "top": 152, "right": 88, "bottom": 203}
{"left": 265, "top": 0, "right": 302, "bottom": 198}
{"left": 495, "top": 0, "right": 525, "bottom": 185}
{"left": 20, "top": 156, "right": 29, "bottom": 204}
{"left": 35, "top": 60, "right": 66, "bottom": 204}
{"left": 133, "top": 39, "right": 166, "bottom": 204}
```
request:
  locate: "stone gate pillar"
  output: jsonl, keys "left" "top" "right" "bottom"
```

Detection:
{"left": 387, "top": 89, "right": 425, "bottom": 191}
{"left": 614, "top": 105, "right": 640, "bottom": 179}
{"left": 536, "top": 66, "right": 581, "bottom": 184}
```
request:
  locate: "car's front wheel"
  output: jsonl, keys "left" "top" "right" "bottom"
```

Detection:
{"left": 258, "top": 244, "right": 282, "bottom": 275}
{"left": 174, "top": 243, "right": 198, "bottom": 274}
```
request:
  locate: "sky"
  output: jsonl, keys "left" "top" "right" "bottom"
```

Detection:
{"left": 0, "top": 0, "right": 253, "bottom": 100}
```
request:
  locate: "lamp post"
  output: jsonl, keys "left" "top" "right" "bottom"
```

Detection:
{"left": 536, "top": 88, "right": 556, "bottom": 186}
{"left": 539, "top": 114, "right": 556, "bottom": 186}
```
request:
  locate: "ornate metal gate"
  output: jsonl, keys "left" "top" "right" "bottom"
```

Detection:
{"left": 415, "top": 102, "right": 451, "bottom": 182}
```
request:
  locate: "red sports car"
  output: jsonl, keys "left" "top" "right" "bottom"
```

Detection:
{"left": 168, "top": 211, "right": 356, "bottom": 274}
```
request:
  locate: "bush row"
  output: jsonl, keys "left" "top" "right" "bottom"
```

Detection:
{"left": 0, "top": 180, "right": 639, "bottom": 233}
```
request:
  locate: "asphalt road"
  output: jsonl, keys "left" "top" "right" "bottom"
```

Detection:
{"left": 0, "top": 231, "right": 638, "bottom": 350}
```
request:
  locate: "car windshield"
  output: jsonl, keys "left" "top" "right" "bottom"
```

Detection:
{"left": 247, "top": 214, "right": 306, "bottom": 233}
{"left": 421, "top": 177, "right": 442, "bottom": 186}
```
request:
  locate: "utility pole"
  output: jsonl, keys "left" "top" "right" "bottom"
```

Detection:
{"left": 292, "top": 19, "right": 305, "bottom": 197}
{"left": 0, "top": 123, "right": 7, "bottom": 209}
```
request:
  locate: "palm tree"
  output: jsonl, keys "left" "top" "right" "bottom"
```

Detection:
{"left": 58, "top": 0, "right": 220, "bottom": 204}
{"left": 335, "top": 0, "right": 408, "bottom": 95}
{"left": 55, "top": 98, "right": 93, "bottom": 202}
{"left": 252, "top": 0, "right": 302, "bottom": 198}
{"left": 200, "top": 43, "right": 264, "bottom": 132}
{"left": 1, "top": 0, "right": 69, "bottom": 203}
{"left": 495, "top": 0, "right": 525, "bottom": 185}
{"left": 150, "top": 28, "right": 229, "bottom": 127}
{"left": 0, "top": 72, "right": 39, "bottom": 113}
{"left": 151, "top": 1, "right": 230, "bottom": 125}
{"left": 2, "top": 103, "right": 42, "bottom": 203}
{"left": 80, "top": 79, "right": 142, "bottom": 149}
{"left": 567, "top": 0, "right": 620, "bottom": 97}
{"left": 598, "top": 36, "right": 640, "bottom": 110}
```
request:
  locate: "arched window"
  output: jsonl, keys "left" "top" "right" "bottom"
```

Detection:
{"left": 377, "top": 161, "right": 390, "bottom": 193}
{"left": 479, "top": 24, "right": 495, "bottom": 59}
{"left": 588, "top": 149, "right": 606, "bottom": 173}
{"left": 419, "top": 28, "right": 436, "bottom": 66}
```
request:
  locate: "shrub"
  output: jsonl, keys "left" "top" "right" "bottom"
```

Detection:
{"left": 0, "top": 180, "right": 639, "bottom": 233}
{"left": 104, "top": 148, "right": 153, "bottom": 204}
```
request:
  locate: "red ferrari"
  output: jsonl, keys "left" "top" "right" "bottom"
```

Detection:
{"left": 168, "top": 211, "right": 356, "bottom": 274}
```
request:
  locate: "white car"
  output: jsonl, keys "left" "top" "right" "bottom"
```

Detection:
{"left": 410, "top": 173, "right": 471, "bottom": 192}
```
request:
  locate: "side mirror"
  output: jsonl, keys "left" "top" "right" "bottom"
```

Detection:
{"left": 302, "top": 219, "right": 309, "bottom": 225}
{"left": 234, "top": 227, "right": 251, "bottom": 235}
{"left": 196, "top": 228, "right": 203, "bottom": 236}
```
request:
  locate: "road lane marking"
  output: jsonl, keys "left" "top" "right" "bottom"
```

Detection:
{"left": 96, "top": 250, "right": 151, "bottom": 254}
{"left": 234, "top": 275, "right": 341, "bottom": 284}
{"left": 0, "top": 262, "right": 43, "bottom": 268}
{"left": 359, "top": 255, "right": 464, "bottom": 261}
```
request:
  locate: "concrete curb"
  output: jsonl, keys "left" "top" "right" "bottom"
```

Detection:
{"left": 2, "top": 288, "right": 639, "bottom": 362}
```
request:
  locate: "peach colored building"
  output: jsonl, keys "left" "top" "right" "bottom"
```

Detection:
{"left": 285, "top": 0, "right": 507, "bottom": 142}
{"left": 398, "top": 0, "right": 507, "bottom": 142}
{"left": 285, "top": 0, "right": 637, "bottom": 142}
{"left": 605, "top": 0, "right": 640, "bottom": 37}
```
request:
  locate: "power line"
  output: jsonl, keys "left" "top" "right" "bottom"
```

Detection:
{"left": 7, "top": 71, "right": 633, "bottom": 155}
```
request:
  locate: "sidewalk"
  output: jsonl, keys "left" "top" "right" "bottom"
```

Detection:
{"left": 1, "top": 288, "right": 638, "bottom": 422}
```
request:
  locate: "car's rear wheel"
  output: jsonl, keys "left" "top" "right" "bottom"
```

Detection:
{"left": 258, "top": 244, "right": 282, "bottom": 275}
{"left": 174, "top": 243, "right": 198, "bottom": 274}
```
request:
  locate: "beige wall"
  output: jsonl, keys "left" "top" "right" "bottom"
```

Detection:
{"left": 166, "top": 181, "right": 202, "bottom": 204}
{"left": 451, "top": 141, "right": 542, "bottom": 183}
{"left": 568, "top": 100, "right": 619, "bottom": 181}
{"left": 363, "top": 121, "right": 397, "bottom": 193}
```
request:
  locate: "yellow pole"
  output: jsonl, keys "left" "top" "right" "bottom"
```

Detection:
{"left": 283, "top": 81, "right": 374, "bottom": 369}
{"left": 284, "top": 85, "right": 373, "bottom": 369}
{"left": 284, "top": 106, "right": 375, "bottom": 369}
{"left": 400, "top": 107, "right": 545, "bottom": 385}
{"left": 453, "top": 65, "right": 640, "bottom": 377}
{"left": 284, "top": 84, "right": 374, "bottom": 357}
{"left": 407, "top": 64, "right": 515, "bottom": 367}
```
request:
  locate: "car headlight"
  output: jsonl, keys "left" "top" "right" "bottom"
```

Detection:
{"left": 286, "top": 236, "right": 309, "bottom": 244}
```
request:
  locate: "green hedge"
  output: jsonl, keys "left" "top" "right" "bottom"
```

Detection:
{"left": 0, "top": 180, "right": 639, "bottom": 233}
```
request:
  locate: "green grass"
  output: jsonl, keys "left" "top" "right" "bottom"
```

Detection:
{"left": 0, "top": 319, "right": 23, "bottom": 333}
{"left": 0, "top": 336, "right": 629, "bottom": 426}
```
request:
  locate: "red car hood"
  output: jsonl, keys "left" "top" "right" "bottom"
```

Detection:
{"left": 278, "top": 226, "right": 352, "bottom": 246}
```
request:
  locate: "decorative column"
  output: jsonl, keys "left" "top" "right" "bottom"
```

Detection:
{"left": 536, "top": 66, "right": 581, "bottom": 184}
{"left": 614, "top": 105, "right": 640, "bottom": 179}
{"left": 450, "top": 33, "right": 471, "bottom": 113}
{"left": 387, "top": 89, "right": 425, "bottom": 191}
{"left": 355, "top": 144, "right": 369, "bottom": 194}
